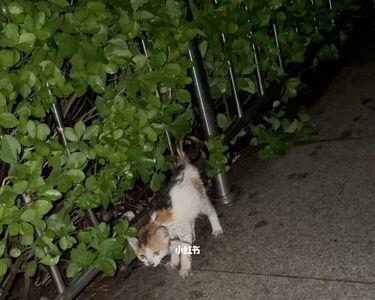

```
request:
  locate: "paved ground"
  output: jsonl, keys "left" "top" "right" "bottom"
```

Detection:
{"left": 78, "top": 21, "right": 375, "bottom": 300}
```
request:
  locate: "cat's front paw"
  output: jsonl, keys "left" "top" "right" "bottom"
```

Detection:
{"left": 212, "top": 228, "right": 223, "bottom": 236}
{"left": 179, "top": 269, "right": 192, "bottom": 278}
{"left": 166, "top": 261, "right": 178, "bottom": 271}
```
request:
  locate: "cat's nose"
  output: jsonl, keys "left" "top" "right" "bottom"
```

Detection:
{"left": 149, "top": 262, "right": 155, "bottom": 267}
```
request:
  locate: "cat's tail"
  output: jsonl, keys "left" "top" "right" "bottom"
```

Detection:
{"left": 175, "top": 139, "right": 190, "bottom": 165}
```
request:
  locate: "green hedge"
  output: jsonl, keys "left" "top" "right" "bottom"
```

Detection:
{"left": 0, "top": 0, "right": 359, "bottom": 290}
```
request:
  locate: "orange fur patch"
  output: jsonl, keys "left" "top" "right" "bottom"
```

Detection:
{"left": 138, "top": 222, "right": 157, "bottom": 236}
{"left": 147, "top": 233, "right": 168, "bottom": 251}
{"left": 154, "top": 208, "right": 174, "bottom": 224}
{"left": 192, "top": 178, "right": 204, "bottom": 194}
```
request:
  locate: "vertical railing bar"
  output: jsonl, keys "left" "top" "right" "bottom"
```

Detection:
{"left": 272, "top": 22, "right": 284, "bottom": 71}
{"left": 188, "top": 44, "right": 218, "bottom": 137}
{"left": 188, "top": 34, "right": 236, "bottom": 204}
{"left": 212, "top": 0, "right": 243, "bottom": 119}
{"left": 328, "top": 0, "right": 335, "bottom": 24}
{"left": 245, "top": 5, "right": 265, "bottom": 97}
{"left": 252, "top": 43, "right": 265, "bottom": 96}
{"left": 140, "top": 37, "right": 175, "bottom": 156}
{"left": 227, "top": 60, "right": 243, "bottom": 118}
{"left": 310, "top": 0, "right": 319, "bottom": 32}
{"left": 37, "top": 228, "right": 66, "bottom": 294}
{"left": 51, "top": 104, "right": 70, "bottom": 155}
{"left": 49, "top": 88, "right": 99, "bottom": 228}
{"left": 22, "top": 194, "right": 66, "bottom": 294}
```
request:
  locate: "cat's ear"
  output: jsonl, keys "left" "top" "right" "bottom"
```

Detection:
{"left": 155, "top": 226, "right": 169, "bottom": 241}
{"left": 127, "top": 237, "right": 138, "bottom": 251}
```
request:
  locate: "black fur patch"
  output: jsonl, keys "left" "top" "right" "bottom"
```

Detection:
{"left": 151, "top": 164, "right": 185, "bottom": 210}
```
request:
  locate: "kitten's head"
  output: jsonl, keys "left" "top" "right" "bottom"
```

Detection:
{"left": 127, "top": 226, "right": 170, "bottom": 267}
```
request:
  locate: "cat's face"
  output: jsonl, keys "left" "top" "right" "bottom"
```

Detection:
{"left": 128, "top": 226, "right": 170, "bottom": 267}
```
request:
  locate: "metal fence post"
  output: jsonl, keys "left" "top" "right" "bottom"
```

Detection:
{"left": 310, "top": 0, "right": 319, "bottom": 31}
{"left": 188, "top": 37, "right": 236, "bottom": 204}
{"left": 328, "top": 0, "right": 335, "bottom": 24}
{"left": 21, "top": 194, "right": 66, "bottom": 294}
{"left": 50, "top": 100, "right": 99, "bottom": 228}
{"left": 272, "top": 23, "right": 284, "bottom": 71}
{"left": 212, "top": 0, "right": 243, "bottom": 119}
{"left": 140, "top": 38, "right": 175, "bottom": 156}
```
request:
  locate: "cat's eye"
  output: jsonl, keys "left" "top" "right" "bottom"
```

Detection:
{"left": 153, "top": 251, "right": 159, "bottom": 256}
{"left": 139, "top": 255, "right": 145, "bottom": 259}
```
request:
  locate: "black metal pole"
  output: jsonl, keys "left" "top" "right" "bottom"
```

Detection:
{"left": 188, "top": 37, "right": 236, "bottom": 204}
{"left": 21, "top": 194, "right": 66, "bottom": 294}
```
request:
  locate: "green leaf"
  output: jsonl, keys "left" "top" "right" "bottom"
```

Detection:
{"left": 64, "top": 127, "right": 78, "bottom": 142}
{"left": 66, "top": 261, "right": 81, "bottom": 278}
{"left": 8, "top": 223, "right": 19, "bottom": 236}
{"left": 59, "top": 236, "right": 68, "bottom": 250}
{"left": 0, "top": 259, "right": 10, "bottom": 276}
{"left": 0, "top": 135, "right": 21, "bottom": 164}
{"left": 71, "top": 244, "right": 96, "bottom": 267}
{"left": 26, "top": 261, "right": 37, "bottom": 277}
{"left": 142, "top": 126, "right": 157, "bottom": 142}
{"left": 48, "top": 0, "right": 69, "bottom": 7}
{"left": 258, "top": 147, "right": 271, "bottom": 160}
{"left": 41, "top": 189, "right": 62, "bottom": 201}
{"left": 66, "top": 152, "right": 87, "bottom": 169}
{"left": 99, "top": 238, "right": 124, "bottom": 259}
{"left": 74, "top": 121, "right": 86, "bottom": 140}
{"left": 20, "top": 222, "right": 34, "bottom": 235}
{"left": 125, "top": 227, "right": 137, "bottom": 237}
{"left": 88, "top": 75, "right": 106, "bottom": 94}
{"left": 285, "top": 120, "right": 299, "bottom": 133}
{"left": 0, "top": 241, "right": 5, "bottom": 257}
{"left": 164, "top": 63, "right": 181, "bottom": 78}
{"left": 20, "top": 208, "right": 37, "bottom": 222}
{"left": 132, "top": 54, "right": 147, "bottom": 68}
{"left": 3, "top": 23, "right": 19, "bottom": 46}
{"left": 238, "top": 78, "right": 256, "bottom": 94}
{"left": 26, "top": 120, "right": 36, "bottom": 138}
{"left": 40, "top": 255, "right": 60, "bottom": 266}
{"left": 134, "top": 10, "right": 154, "bottom": 20}
{"left": 10, "top": 247, "right": 21, "bottom": 258}
{"left": 94, "top": 257, "right": 116, "bottom": 277}
{"left": 217, "top": 114, "right": 231, "bottom": 131}
{"left": 82, "top": 125, "right": 100, "bottom": 140}
{"left": 0, "top": 49, "right": 20, "bottom": 67}
{"left": 114, "top": 219, "right": 129, "bottom": 236}
{"left": 17, "top": 32, "right": 36, "bottom": 52}
{"left": 0, "top": 113, "right": 18, "bottom": 128}
{"left": 175, "top": 89, "right": 191, "bottom": 103}
{"left": 34, "top": 200, "right": 53, "bottom": 216}
{"left": 21, "top": 234, "right": 34, "bottom": 246}
{"left": 228, "top": 23, "right": 238, "bottom": 33}
{"left": 77, "top": 231, "right": 92, "bottom": 244}
{"left": 66, "top": 169, "right": 85, "bottom": 183}
{"left": 12, "top": 180, "right": 28, "bottom": 194}
{"left": 150, "top": 173, "right": 165, "bottom": 192}
{"left": 36, "top": 124, "right": 51, "bottom": 141}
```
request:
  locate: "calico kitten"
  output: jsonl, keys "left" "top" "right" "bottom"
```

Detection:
{"left": 127, "top": 144, "right": 223, "bottom": 278}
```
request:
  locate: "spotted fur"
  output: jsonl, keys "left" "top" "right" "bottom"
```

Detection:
{"left": 127, "top": 162, "right": 223, "bottom": 278}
